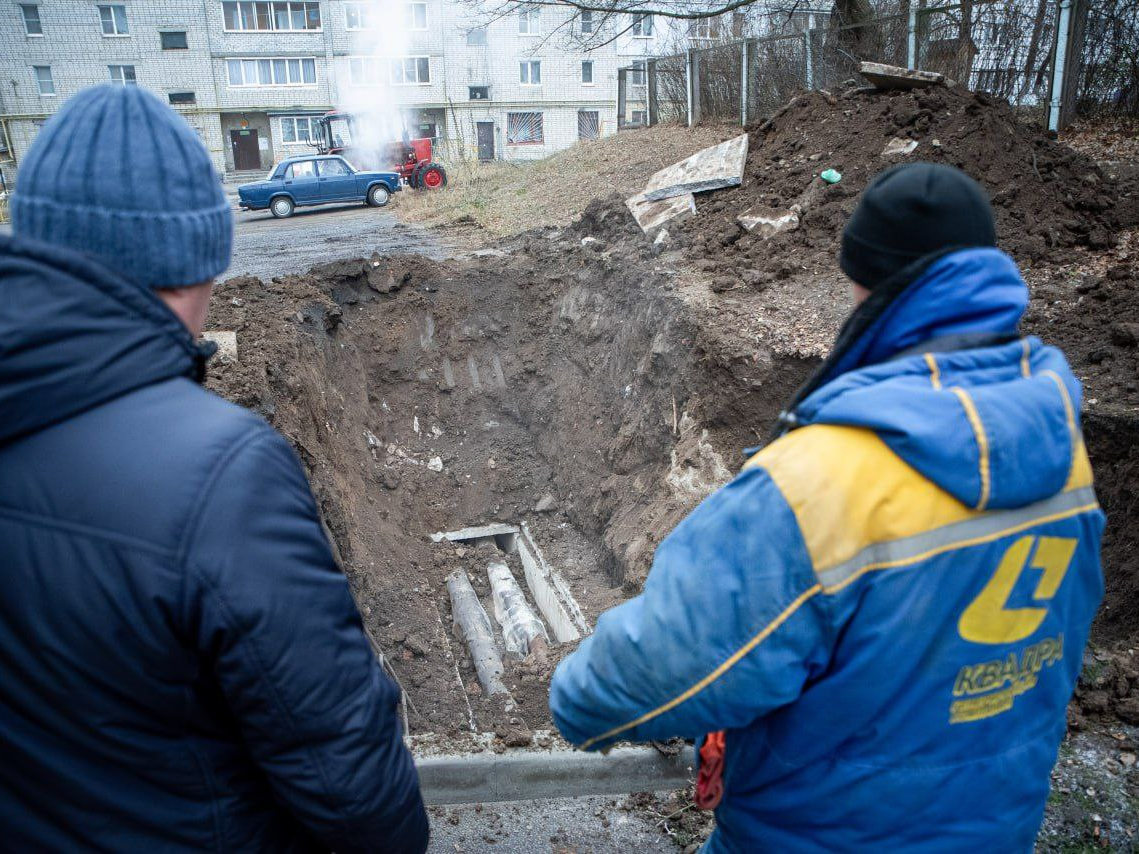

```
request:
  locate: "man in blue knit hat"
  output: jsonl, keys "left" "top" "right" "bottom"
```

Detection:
{"left": 0, "top": 85, "right": 427, "bottom": 852}
{"left": 551, "top": 163, "right": 1103, "bottom": 850}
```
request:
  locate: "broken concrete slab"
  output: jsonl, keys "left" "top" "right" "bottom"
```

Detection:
{"left": 642, "top": 133, "right": 749, "bottom": 201}
{"left": 881, "top": 137, "right": 919, "bottom": 158}
{"left": 431, "top": 523, "right": 520, "bottom": 544}
{"left": 625, "top": 191, "right": 695, "bottom": 235}
{"left": 202, "top": 330, "right": 238, "bottom": 363}
{"left": 737, "top": 207, "right": 800, "bottom": 238}
{"left": 859, "top": 62, "right": 944, "bottom": 90}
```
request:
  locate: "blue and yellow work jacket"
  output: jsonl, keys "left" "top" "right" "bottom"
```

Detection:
{"left": 550, "top": 247, "right": 1104, "bottom": 852}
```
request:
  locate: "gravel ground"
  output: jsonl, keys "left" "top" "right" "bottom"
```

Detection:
{"left": 427, "top": 796, "right": 682, "bottom": 852}
{"left": 228, "top": 199, "right": 449, "bottom": 280}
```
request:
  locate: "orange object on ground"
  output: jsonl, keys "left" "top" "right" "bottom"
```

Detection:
{"left": 695, "top": 730, "right": 726, "bottom": 810}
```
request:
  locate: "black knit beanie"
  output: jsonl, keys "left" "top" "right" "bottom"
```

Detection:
{"left": 840, "top": 162, "right": 997, "bottom": 289}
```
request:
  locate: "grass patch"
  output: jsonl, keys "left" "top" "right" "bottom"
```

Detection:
{"left": 395, "top": 123, "right": 741, "bottom": 238}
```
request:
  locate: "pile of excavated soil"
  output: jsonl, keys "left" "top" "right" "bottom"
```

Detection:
{"left": 674, "top": 85, "right": 1139, "bottom": 277}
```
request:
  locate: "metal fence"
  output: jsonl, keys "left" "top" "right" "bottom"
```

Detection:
{"left": 617, "top": 0, "right": 1136, "bottom": 132}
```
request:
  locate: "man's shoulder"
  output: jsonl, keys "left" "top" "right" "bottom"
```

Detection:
{"left": 743, "top": 424, "right": 975, "bottom": 579}
{"left": 0, "top": 377, "right": 283, "bottom": 553}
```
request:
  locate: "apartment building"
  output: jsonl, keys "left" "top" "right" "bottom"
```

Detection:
{"left": 0, "top": 0, "right": 660, "bottom": 184}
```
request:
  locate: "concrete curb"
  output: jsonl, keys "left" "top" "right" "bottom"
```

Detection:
{"left": 417, "top": 745, "right": 696, "bottom": 805}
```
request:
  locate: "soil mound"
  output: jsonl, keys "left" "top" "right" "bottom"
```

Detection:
{"left": 676, "top": 86, "right": 1137, "bottom": 277}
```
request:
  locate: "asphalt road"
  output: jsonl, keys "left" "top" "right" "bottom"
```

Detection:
{"left": 228, "top": 199, "right": 449, "bottom": 281}
{"left": 1, "top": 199, "right": 449, "bottom": 282}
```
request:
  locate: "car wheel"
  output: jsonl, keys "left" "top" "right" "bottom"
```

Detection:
{"left": 270, "top": 196, "right": 294, "bottom": 218}
{"left": 367, "top": 184, "right": 391, "bottom": 207}
{"left": 420, "top": 164, "right": 447, "bottom": 189}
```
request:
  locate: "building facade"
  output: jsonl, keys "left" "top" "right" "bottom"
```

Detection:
{"left": 0, "top": 0, "right": 660, "bottom": 184}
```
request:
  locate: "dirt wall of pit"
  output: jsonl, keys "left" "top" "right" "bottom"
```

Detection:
{"left": 205, "top": 234, "right": 811, "bottom": 737}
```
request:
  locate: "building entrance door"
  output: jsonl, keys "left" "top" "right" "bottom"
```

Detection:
{"left": 230, "top": 129, "right": 260, "bottom": 171}
{"left": 476, "top": 122, "right": 494, "bottom": 161}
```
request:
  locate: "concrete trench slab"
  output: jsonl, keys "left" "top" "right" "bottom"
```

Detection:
{"left": 625, "top": 191, "right": 695, "bottom": 235}
{"left": 417, "top": 744, "right": 696, "bottom": 805}
{"left": 859, "top": 61, "right": 945, "bottom": 90}
{"left": 642, "top": 133, "right": 749, "bottom": 202}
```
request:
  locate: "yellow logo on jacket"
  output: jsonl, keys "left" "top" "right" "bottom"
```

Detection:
{"left": 958, "top": 535, "right": 1077, "bottom": 645}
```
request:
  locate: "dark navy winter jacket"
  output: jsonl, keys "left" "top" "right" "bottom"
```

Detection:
{"left": 0, "top": 233, "right": 428, "bottom": 852}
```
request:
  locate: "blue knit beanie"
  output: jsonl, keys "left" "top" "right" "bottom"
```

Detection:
{"left": 12, "top": 84, "right": 232, "bottom": 288}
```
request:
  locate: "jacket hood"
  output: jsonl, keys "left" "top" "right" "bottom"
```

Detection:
{"left": 0, "top": 233, "right": 207, "bottom": 444}
{"left": 794, "top": 248, "right": 1081, "bottom": 511}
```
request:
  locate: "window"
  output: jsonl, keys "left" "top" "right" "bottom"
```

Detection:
{"left": 578, "top": 110, "right": 599, "bottom": 139}
{"left": 160, "top": 30, "right": 188, "bottom": 49}
{"left": 98, "top": 4, "right": 128, "bottom": 35}
{"left": 318, "top": 158, "right": 351, "bottom": 176}
{"left": 109, "top": 65, "right": 137, "bottom": 85}
{"left": 518, "top": 7, "right": 539, "bottom": 34}
{"left": 580, "top": 10, "right": 592, "bottom": 33}
{"left": 227, "top": 57, "right": 316, "bottom": 86}
{"left": 581, "top": 60, "right": 593, "bottom": 84}
{"left": 33, "top": 65, "right": 54, "bottom": 96}
{"left": 168, "top": 91, "right": 196, "bottom": 104}
{"left": 285, "top": 160, "right": 316, "bottom": 179}
{"left": 519, "top": 60, "right": 540, "bottom": 85}
{"left": 469, "top": 85, "right": 488, "bottom": 100}
{"left": 20, "top": 4, "right": 42, "bottom": 35}
{"left": 631, "top": 109, "right": 647, "bottom": 124}
{"left": 390, "top": 56, "right": 430, "bottom": 85}
{"left": 404, "top": 2, "right": 426, "bottom": 29}
{"left": 344, "top": 1, "right": 375, "bottom": 29}
{"left": 222, "top": 1, "right": 320, "bottom": 31}
{"left": 507, "top": 111, "right": 543, "bottom": 145}
{"left": 280, "top": 115, "right": 318, "bottom": 143}
{"left": 629, "top": 60, "right": 646, "bottom": 86}
{"left": 631, "top": 13, "right": 652, "bottom": 37}
{"left": 466, "top": 26, "right": 486, "bottom": 46}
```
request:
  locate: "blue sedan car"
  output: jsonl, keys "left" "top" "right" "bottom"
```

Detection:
{"left": 237, "top": 155, "right": 401, "bottom": 219}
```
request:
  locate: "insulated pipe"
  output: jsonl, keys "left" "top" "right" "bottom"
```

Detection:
{"left": 487, "top": 562, "right": 548, "bottom": 658}
{"left": 446, "top": 570, "right": 509, "bottom": 696}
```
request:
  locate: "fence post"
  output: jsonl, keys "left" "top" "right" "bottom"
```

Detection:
{"left": 1048, "top": 0, "right": 1073, "bottom": 132}
{"left": 804, "top": 13, "right": 815, "bottom": 90}
{"left": 907, "top": 5, "right": 918, "bottom": 68}
{"left": 740, "top": 39, "right": 750, "bottom": 127}
{"left": 686, "top": 48, "right": 702, "bottom": 127}
{"left": 617, "top": 67, "right": 627, "bottom": 130}
{"left": 646, "top": 59, "right": 658, "bottom": 127}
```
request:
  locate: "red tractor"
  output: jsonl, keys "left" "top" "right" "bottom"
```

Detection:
{"left": 314, "top": 111, "right": 447, "bottom": 190}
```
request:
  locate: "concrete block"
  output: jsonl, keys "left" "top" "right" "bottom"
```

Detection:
{"left": 626, "top": 191, "right": 695, "bottom": 235}
{"left": 737, "top": 207, "right": 800, "bottom": 238}
{"left": 881, "top": 137, "right": 919, "bottom": 158}
{"left": 859, "top": 62, "right": 944, "bottom": 90}
{"left": 203, "top": 330, "right": 238, "bottom": 363}
{"left": 642, "top": 133, "right": 749, "bottom": 201}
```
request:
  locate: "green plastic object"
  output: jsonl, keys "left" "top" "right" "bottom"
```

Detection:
{"left": 820, "top": 169, "right": 842, "bottom": 184}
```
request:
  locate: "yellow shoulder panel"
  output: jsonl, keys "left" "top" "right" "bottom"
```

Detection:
{"left": 746, "top": 425, "right": 1095, "bottom": 576}
{"left": 745, "top": 425, "right": 977, "bottom": 574}
{"left": 1066, "top": 439, "right": 1094, "bottom": 491}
